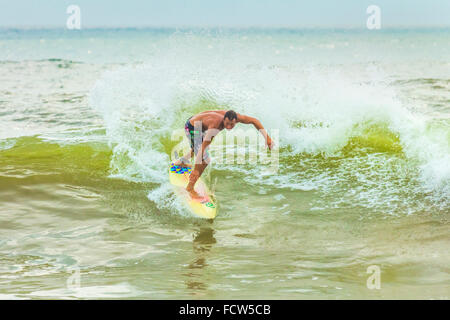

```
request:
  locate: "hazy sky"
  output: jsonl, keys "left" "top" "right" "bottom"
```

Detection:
{"left": 0, "top": 0, "right": 449, "bottom": 28}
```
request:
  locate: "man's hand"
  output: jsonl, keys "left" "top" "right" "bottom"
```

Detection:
{"left": 266, "top": 136, "right": 274, "bottom": 150}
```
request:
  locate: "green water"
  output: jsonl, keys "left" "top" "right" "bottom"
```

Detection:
{"left": 0, "top": 28, "right": 449, "bottom": 299}
{"left": 0, "top": 137, "right": 448, "bottom": 299}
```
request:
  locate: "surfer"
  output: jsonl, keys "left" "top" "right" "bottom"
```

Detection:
{"left": 174, "top": 110, "right": 274, "bottom": 199}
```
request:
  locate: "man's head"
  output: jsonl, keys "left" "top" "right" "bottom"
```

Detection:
{"left": 223, "top": 110, "right": 237, "bottom": 130}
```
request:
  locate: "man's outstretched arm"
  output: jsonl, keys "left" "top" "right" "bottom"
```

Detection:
{"left": 237, "top": 114, "right": 273, "bottom": 149}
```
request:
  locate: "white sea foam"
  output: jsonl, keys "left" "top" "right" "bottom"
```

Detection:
{"left": 89, "top": 31, "right": 449, "bottom": 213}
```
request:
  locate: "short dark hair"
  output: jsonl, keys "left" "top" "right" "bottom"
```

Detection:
{"left": 224, "top": 110, "right": 237, "bottom": 121}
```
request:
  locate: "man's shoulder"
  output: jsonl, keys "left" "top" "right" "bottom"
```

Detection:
{"left": 236, "top": 113, "right": 252, "bottom": 123}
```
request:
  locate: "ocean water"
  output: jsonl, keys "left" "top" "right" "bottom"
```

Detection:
{"left": 0, "top": 28, "right": 448, "bottom": 299}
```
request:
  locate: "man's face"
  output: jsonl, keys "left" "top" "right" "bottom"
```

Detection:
{"left": 223, "top": 118, "right": 237, "bottom": 130}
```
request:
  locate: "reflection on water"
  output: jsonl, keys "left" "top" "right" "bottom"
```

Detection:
{"left": 184, "top": 224, "right": 217, "bottom": 294}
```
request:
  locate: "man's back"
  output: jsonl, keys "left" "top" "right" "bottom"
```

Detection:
{"left": 189, "top": 110, "right": 226, "bottom": 131}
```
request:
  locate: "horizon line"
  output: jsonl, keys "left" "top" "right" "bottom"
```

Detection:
{"left": 1, "top": 24, "right": 450, "bottom": 31}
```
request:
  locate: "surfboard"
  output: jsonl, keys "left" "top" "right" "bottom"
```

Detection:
{"left": 169, "top": 163, "right": 217, "bottom": 219}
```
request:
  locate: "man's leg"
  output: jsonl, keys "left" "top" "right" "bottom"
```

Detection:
{"left": 186, "top": 148, "right": 210, "bottom": 198}
{"left": 186, "top": 162, "right": 208, "bottom": 199}
{"left": 174, "top": 124, "right": 196, "bottom": 167}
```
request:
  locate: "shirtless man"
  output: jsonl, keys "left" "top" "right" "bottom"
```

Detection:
{"left": 173, "top": 110, "right": 273, "bottom": 198}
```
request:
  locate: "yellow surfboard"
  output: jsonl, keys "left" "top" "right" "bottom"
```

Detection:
{"left": 169, "top": 163, "right": 217, "bottom": 219}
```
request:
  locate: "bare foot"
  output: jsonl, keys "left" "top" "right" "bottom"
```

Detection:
{"left": 187, "top": 188, "right": 204, "bottom": 200}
